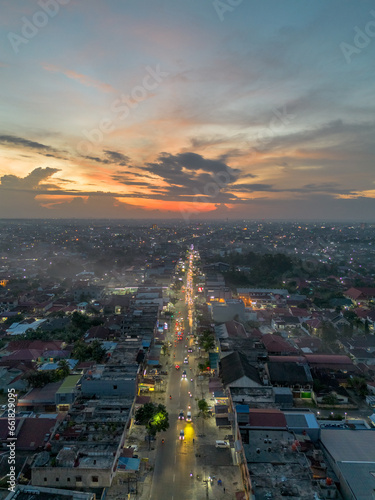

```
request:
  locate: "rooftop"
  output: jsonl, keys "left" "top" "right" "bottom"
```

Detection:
{"left": 56, "top": 374, "right": 82, "bottom": 394}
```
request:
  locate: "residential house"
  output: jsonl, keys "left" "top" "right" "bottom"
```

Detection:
{"left": 266, "top": 360, "right": 313, "bottom": 398}
{"left": 344, "top": 287, "right": 375, "bottom": 306}
{"left": 220, "top": 351, "right": 264, "bottom": 389}
{"left": 261, "top": 334, "right": 298, "bottom": 356}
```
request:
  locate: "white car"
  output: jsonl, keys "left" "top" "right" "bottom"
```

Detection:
{"left": 184, "top": 357, "right": 189, "bottom": 364}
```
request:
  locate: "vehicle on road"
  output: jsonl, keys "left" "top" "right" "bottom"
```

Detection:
{"left": 182, "top": 370, "right": 187, "bottom": 378}
{"left": 215, "top": 440, "right": 230, "bottom": 448}
{"left": 184, "top": 357, "right": 189, "bottom": 364}
{"left": 188, "top": 347, "right": 193, "bottom": 353}
{"left": 179, "top": 430, "right": 185, "bottom": 440}
{"left": 186, "top": 411, "right": 192, "bottom": 422}
{"left": 178, "top": 410, "right": 184, "bottom": 420}
{"left": 175, "top": 364, "right": 180, "bottom": 370}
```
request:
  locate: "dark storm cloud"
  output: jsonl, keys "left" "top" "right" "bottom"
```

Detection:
{"left": 0, "top": 167, "right": 61, "bottom": 189}
{"left": 103, "top": 150, "right": 130, "bottom": 165}
{"left": 110, "top": 175, "right": 151, "bottom": 186}
{"left": 230, "top": 183, "right": 275, "bottom": 192}
{"left": 82, "top": 150, "right": 130, "bottom": 165}
{"left": 0, "top": 135, "right": 59, "bottom": 153}
{"left": 144, "top": 152, "right": 241, "bottom": 187}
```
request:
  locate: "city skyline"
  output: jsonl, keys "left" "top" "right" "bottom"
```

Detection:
{"left": 1, "top": 0, "right": 375, "bottom": 220}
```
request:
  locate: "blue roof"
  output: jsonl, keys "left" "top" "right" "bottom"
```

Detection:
{"left": 236, "top": 404, "right": 249, "bottom": 413}
{"left": 142, "top": 340, "right": 151, "bottom": 347}
{"left": 147, "top": 359, "right": 159, "bottom": 365}
{"left": 117, "top": 457, "right": 140, "bottom": 471}
{"left": 39, "top": 359, "right": 78, "bottom": 371}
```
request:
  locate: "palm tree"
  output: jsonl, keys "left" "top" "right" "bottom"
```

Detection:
{"left": 57, "top": 359, "right": 70, "bottom": 378}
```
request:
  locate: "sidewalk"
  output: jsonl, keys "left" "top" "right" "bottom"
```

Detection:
{"left": 192, "top": 372, "right": 244, "bottom": 500}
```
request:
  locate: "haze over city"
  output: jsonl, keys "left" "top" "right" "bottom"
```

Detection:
{"left": 1, "top": 0, "right": 375, "bottom": 220}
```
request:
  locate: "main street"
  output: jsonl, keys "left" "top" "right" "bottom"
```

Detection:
{"left": 148, "top": 250, "right": 200, "bottom": 500}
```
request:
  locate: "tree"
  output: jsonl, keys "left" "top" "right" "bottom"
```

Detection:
{"left": 202, "top": 337, "right": 215, "bottom": 352}
{"left": 71, "top": 311, "right": 92, "bottom": 333}
{"left": 343, "top": 310, "right": 357, "bottom": 322}
{"left": 198, "top": 359, "right": 210, "bottom": 372}
{"left": 199, "top": 330, "right": 215, "bottom": 351}
{"left": 147, "top": 404, "right": 169, "bottom": 436}
{"left": 72, "top": 340, "right": 106, "bottom": 363}
{"left": 198, "top": 399, "right": 209, "bottom": 417}
{"left": 322, "top": 393, "right": 339, "bottom": 406}
{"left": 161, "top": 342, "right": 170, "bottom": 356}
{"left": 348, "top": 376, "right": 368, "bottom": 398}
{"left": 321, "top": 321, "right": 338, "bottom": 343}
{"left": 135, "top": 403, "right": 169, "bottom": 448}
{"left": 56, "top": 360, "right": 70, "bottom": 379}
{"left": 135, "top": 402, "right": 157, "bottom": 425}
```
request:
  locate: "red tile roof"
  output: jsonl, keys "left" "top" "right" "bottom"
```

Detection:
{"left": 16, "top": 418, "right": 56, "bottom": 450}
{"left": 225, "top": 320, "right": 248, "bottom": 338}
{"left": 248, "top": 409, "right": 287, "bottom": 428}
{"left": 289, "top": 308, "right": 311, "bottom": 318}
{"left": 3, "top": 349, "right": 42, "bottom": 361}
{"left": 304, "top": 354, "right": 353, "bottom": 365}
{"left": 6, "top": 340, "right": 64, "bottom": 352}
{"left": 345, "top": 287, "right": 375, "bottom": 300}
{"left": 261, "top": 334, "right": 298, "bottom": 353}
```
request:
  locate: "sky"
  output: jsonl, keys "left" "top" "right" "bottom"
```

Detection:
{"left": 1, "top": 0, "right": 375, "bottom": 220}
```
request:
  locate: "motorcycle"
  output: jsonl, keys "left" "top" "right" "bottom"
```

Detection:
{"left": 169, "top": 395, "right": 172, "bottom": 400}
{"left": 162, "top": 439, "right": 165, "bottom": 444}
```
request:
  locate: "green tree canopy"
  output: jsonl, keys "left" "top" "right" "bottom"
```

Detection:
{"left": 72, "top": 340, "right": 106, "bottom": 362}
{"left": 198, "top": 399, "right": 208, "bottom": 415}
{"left": 135, "top": 403, "right": 169, "bottom": 438}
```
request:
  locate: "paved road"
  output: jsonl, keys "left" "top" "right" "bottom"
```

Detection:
{"left": 149, "top": 272, "right": 200, "bottom": 499}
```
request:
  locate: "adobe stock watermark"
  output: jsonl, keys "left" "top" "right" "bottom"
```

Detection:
{"left": 340, "top": 10, "right": 375, "bottom": 63}
{"left": 77, "top": 65, "right": 169, "bottom": 155}
{"left": 7, "top": 0, "right": 71, "bottom": 54}
{"left": 7, "top": 388, "right": 17, "bottom": 493}
{"left": 247, "top": 104, "right": 296, "bottom": 157}
{"left": 212, "top": 0, "right": 243, "bottom": 22}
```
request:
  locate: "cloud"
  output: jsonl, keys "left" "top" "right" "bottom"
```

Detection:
{"left": 0, "top": 135, "right": 58, "bottom": 153}
{"left": 230, "top": 183, "right": 274, "bottom": 192}
{"left": 103, "top": 150, "right": 129, "bottom": 165}
{"left": 82, "top": 150, "right": 130, "bottom": 166}
{"left": 43, "top": 64, "right": 116, "bottom": 93}
{"left": 0, "top": 167, "right": 61, "bottom": 190}
{"left": 250, "top": 119, "right": 375, "bottom": 154}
